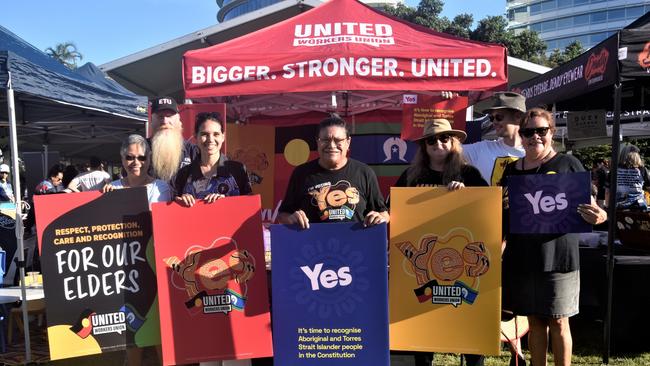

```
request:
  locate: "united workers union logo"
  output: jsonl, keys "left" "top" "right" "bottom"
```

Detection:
{"left": 70, "top": 304, "right": 145, "bottom": 338}
{"left": 164, "top": 237, "right": 255, "bottom": 315}
{"left": 293, "top": 22, "right": 394, "bottom": 47}
{"left": 308, "top": 180, "right": 359, "bottom": 221}
{"left": 396, "top": 228, "right": 490, "bottom": 307}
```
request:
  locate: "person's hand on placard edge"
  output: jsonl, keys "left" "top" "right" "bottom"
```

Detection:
{"left": 203, "top": 193, "right": 225, "bottom": 204}
{"left": 102, "top": 184, "right": 116, "bottom": 193}
{"left": 447, "top": 180, "right": 465, "bottom": 191}
{"left": 176, "top": 193, "right": 196, "bottom": 207}
{"left": 282, "top": 210, "right": 310, "bottom": 229}
{"left": 577, "top": 196, "right": 607, "bottom": 225}
{"left": 363, "top": 210, "right": 389, "bottom": 227}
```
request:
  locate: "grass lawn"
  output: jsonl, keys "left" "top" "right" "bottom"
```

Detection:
{"left": 423, "top": 316, "right": 650, "bottom": 366}
{"left": 7, "top": 314, "right": 650, "bottom": 365}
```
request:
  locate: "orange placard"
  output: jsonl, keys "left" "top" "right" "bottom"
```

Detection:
{"left": 389, "top": 187, "right": 502, "bottom": 355}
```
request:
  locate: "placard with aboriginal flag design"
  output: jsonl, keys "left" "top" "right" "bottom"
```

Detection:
{"left": 389, "top": 187, "right": 502, "bottom": 355}
{"left": 34, "top": 187, "right": 158, "bottom": 360}
{"left": 151, "top": 195, "right": 272, "bottom": 365}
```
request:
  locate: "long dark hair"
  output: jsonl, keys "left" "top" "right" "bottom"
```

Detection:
{"left": 406, "top": 136, "right": 466, "bottom": 186}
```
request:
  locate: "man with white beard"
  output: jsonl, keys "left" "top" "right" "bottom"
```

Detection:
{"left": 149, "top": 96, "right": 199, "bottom": 186}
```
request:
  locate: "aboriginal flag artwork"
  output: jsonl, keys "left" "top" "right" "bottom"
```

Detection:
{"left": 389, "top": 187, "right": 502, "bottom": 355}
{"left": 151, "top": 195, "right": 272, "bottom": 365}
{"left": 33, "top": 188, "right": 158, "bottom": 360}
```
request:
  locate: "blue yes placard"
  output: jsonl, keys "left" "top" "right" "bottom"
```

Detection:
{"left": 270, "top": 222, "right": 389, "bottom": 366}
{"left": 507, "top": 171, "right": 591, "bottom": 234}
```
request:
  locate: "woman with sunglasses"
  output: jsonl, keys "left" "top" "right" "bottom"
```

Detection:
{"left": 395, "top": 119, "right": 487, "bottom": 190}
{"left": 392, "top": 118, "right": 486, "bottom": 366}
{"left": 500, "top": 108, "right": 606, "bottom": 366}
{"left": 103, "top": 134, "right": 171, "bottom": 203}
{"left": 174, "top": 112, "right": 252, "bottom": 207}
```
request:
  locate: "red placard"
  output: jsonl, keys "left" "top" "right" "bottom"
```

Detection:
{"left": 151, "top": 196, "right": 272, "bottom": 365}
{"left": 401, "top": 95, "right": 468, "bottom": 141}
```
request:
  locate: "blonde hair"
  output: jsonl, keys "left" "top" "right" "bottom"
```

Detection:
{"left": 618, "top": 144, "right": 644, "bottom": 168}
{"left": 406, "top": 136, "right": 466, "bottom": 186}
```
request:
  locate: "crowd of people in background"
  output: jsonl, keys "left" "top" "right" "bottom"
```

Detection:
{"left": 1, "top": 92, "right": 648, "bottom": 366}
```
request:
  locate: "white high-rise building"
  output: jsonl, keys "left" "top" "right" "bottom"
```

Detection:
{"left": 217, "top": 0, "right": 403, "bottom": 22}
{"left": 506, "top": 0, "right": 650, "bottom": 53}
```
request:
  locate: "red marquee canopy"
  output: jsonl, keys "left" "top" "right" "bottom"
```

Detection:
{"left": 183, "top": 0, "right": 507, "bottom": 100}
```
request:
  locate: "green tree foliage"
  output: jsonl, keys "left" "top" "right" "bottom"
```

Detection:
{"left": 45, "top": 42, "right": 83, "bottom": 70}
{"left": 382, "top": 1, "right": 548, "bottom": 63}
{"left": 573, "top": 138, "right": 650, "bottom": 170}
{"left": 444, "top": 14, "right": 474, "bottom": 39}
{"left": 547, "top": 41, "right": 584, "bottom": 67}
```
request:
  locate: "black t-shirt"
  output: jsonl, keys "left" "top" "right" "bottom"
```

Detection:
{"left": 595, "top": 167, "right": 608, "bottom": 200}
{"left": 500, "top": 153, "right": 585, "bottom": 273}
{"left": 279, "top": 159, "right": 388, "bottom": 223}
{"left": 394, "top": 164, "right": 488, "bottom": 187}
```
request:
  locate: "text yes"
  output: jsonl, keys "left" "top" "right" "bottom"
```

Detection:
{"left": 301, "top": 263, "right": 352, "bottom": 291}
{"left": 524, "top": 190, "right": 568, "bottom": 214}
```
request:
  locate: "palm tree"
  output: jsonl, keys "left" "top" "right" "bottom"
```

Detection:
{"left": 45, "top": 42, "right": 83, "bottom": 69}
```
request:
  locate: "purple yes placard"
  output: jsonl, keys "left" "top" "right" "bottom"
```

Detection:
{"left": 507, "top": 172, "right": 592, "bottom": 234}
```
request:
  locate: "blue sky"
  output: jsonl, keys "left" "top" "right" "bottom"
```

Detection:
{"left": 0, "top": 0, "right": 504, "bottom": 66}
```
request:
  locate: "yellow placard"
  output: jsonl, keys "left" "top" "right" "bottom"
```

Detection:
{"left": 226, "top": 124, "right": 275, "bottom": 209}
{"left": 389, "top": 187, "right": 502, "bottom": 355}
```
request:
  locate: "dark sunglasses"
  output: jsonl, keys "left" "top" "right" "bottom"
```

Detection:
{"left": 124, "top": 155, "right": 147, "bottom": 162}
{"left": 519, "top": 127, "right": 551, "bottom": 138}
{"left": 488, "top": 113, "right": 505, "bottom": 122}
{"left": 425, "top": 134, "right": 451, "bottom": 145}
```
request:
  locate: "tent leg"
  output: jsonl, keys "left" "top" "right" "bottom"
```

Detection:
{"left": 6, "top": 73, "right": 31, "bottom": 363}
{"left": 603, "top": 82, "right": 622, "bottom": 365}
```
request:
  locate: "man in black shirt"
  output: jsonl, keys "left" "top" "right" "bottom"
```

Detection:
{"left": 278, "top": 114, "right": 389, "bottom": 228}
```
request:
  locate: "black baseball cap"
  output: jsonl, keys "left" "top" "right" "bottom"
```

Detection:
{"left": 151, "top": 96, "right": 179, "bottom": 114}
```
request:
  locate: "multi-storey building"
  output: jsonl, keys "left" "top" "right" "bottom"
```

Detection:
{"left": 506, "top": 0, "right": 650, "bottom": 53}
{"left": 217, "top": 0, "right": 403, "bottom": 22}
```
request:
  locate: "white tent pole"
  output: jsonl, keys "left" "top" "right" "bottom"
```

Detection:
{"left": 6, "top": 72, "right": 32, "bottom": 362}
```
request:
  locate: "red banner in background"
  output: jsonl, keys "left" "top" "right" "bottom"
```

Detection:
{"left": 178, "top": 103, "right": 227, "bottom": 143}
{"left": 401, "top": 95, "right": 468, "bottom": 141}
{"left": 148, "top": 103, "right": 227, "bottom": 143}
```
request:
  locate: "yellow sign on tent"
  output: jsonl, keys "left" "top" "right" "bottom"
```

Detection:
{"left": 389, "top": 187, "right": 502, "bottom": 355}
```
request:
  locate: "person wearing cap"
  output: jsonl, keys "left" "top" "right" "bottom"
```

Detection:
{"left": 67, "top": 156, "right": 111, "bottom": 192}
{"left": 0, "top": 164, "right": 15, "bottom": 202}
{"left": 391, "top": 119, "right": 486, "bottom": 366}
{"left": 149, "top": 96, "right": 199, "bottom": 185}
{"left": 463, "top": 92, "right": 526, "bottom": 186}
{"left": 278, "top": 114, "right": 389, "bottom": 228}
